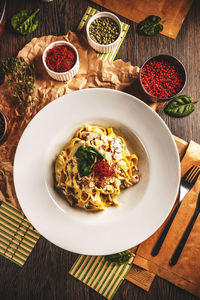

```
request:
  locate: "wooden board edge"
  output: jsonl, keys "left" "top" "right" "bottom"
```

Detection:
{"left": 173, "top": 135, "right": 189, "bottom": 160}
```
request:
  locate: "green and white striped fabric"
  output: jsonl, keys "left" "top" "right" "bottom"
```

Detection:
{"left": 0, "top": 201, "right": 40, "bottom": 267}
{"left": 69, "top": 254, "right": 134, "bottom": 299}
{"left": 77, "top": 6, "right": 130, "bottom": 61}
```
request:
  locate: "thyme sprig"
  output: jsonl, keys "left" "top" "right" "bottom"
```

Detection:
{"left": 2, "top": 57, "right": 35, "bottom": 110}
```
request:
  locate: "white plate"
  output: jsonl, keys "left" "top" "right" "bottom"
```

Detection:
{"left": 14, "top": 88, "right": 180, "bottom": 255}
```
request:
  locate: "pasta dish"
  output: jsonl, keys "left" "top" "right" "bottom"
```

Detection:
{"left": 55, "top": 125, "right": 139, "bottom": 211}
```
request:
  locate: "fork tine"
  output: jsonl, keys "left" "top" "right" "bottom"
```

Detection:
{"left": 183, "top": 165, "right": 200, "bottom": 183}
{"left": 182, "top": 165, "right": 196, "bottom": 180}
{"left": 188, "top": 166, "right": 200, "bottom": 184}
{"left": 185, "top": 166, "right": 196, "bottom": 181}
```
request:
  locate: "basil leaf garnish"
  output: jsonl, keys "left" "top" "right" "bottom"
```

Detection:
{"left": 75, "top": 146, "right": 104, "bottom": 177}
{"left": 77, "top": 159, "right": 93, "bottom": 177}
{"left": 11, "top": 8, "right": 40, "bottom": 36}
{"left": 87, "top": 146, "right": 105, "bottom": 160}
{"left": 75, "top": 146, "right": 88, "bottom": 159}
{"left": 87, "top": 152, "right": 97, "bottom": 166}
{"left": 164, "top": 95, "right": 198, "bottom": 118}
{"left": 104, "top": 250, "right": 133, "bottom": 265}
{"left": 137, "top": 15, "right": 165, "bottom": 36}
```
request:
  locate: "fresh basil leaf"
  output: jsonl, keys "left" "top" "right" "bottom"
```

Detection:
{"left": 164, "top": 95, "right": 198, "bottom": 118}
{"left": 11, "top": 8, "right": 40, "bottom": 36}
{"left": 75, "top": 145, "right": 104, "bottom": 177}
{"left": 104, "top": 250, "right": 133, "bottom": 265}
{"left": 137, "top": 15, "right": 165, "bottom": 36}
{"left": 87, "top": 152, "right": 97, "bottom": 166}
{"left": 75, "top": 146, "right": 104, "bottom": 160}
{"left": 87, "top": 146, "right": 104, "bottom": 160}
{"left": 78, "top": 159, "right": 93, "bottom": 177}
{"left": 75, "top": 146, "right": 88, "bottom": 159}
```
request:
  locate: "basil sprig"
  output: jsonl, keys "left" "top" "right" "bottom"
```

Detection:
{"left": 164, "top": 95, "right": 198, "bottom": 118}
{"left": 104, "top": 250, "right": 133, "bottom": 265}
{"left": 137, "top": 15, "right": 165, "bottom": 36}
{"left": 75, "top": 146, "right": 104, "bottom": 177}
{"left": 11, "top": 8, "right": 40, "bottom": 36}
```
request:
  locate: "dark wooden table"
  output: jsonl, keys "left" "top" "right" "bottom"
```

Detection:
{"left": 0, "top": 0, "right": 200, "bottom": 299}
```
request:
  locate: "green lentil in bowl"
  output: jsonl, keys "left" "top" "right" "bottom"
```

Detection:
{"left": 89, "top": 17, "right": 120, "bottom": 45}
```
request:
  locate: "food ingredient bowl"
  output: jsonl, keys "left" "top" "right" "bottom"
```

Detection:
{"left": 0, "top": 0, "right": 6, "bottom": 37}
{"left": 42, "top": 41, "right": 79, "bottom": 81}
{"left": 86, "top": 11, "right": 122, "bottom": 53}
{"left": 139, "top": 54, "right": 187, "bottom": 101}
{"left": 0, "top": 110, "right": 7, "bottom": 142}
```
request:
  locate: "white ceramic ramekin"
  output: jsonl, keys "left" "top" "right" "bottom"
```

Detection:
{"left": 86, "top": 12, "right": 122, "bottom": 54}
{"left": 42, "top": 41, "right": 79, "bottom": 81}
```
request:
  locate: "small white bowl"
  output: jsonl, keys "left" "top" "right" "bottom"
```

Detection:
{"left": 86, "top": 12, "right": 122, "bottom": 53}
{"left": 42, "top": 41, "right": 79, "bottom": 81}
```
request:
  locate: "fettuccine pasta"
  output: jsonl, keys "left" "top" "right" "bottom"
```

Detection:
{"left": 55, "top": 125, "right": 139, "bottom": 211}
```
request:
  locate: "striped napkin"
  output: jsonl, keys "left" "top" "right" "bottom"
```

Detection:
{"left": 69, "top": 7, "right": 132, "bottom": 299}
{"left": 77, "top": 6, "right": 130, "bottom": 61}
{"left": 69, "top": 254, "right": 134, "bottom": 300}
{"left": 0, "top": 201, "right": 40, "bottom": 267}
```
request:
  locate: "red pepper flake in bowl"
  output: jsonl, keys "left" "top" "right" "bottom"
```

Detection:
{"left": 46, "top": 44, "right": 76, "bottom": 73}
{"left": 140, "top": 55, "right": 186, "bottom": 100}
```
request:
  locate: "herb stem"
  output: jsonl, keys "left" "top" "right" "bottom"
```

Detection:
{"left": 1, "top": 57, "right": 36, "bottom": 112}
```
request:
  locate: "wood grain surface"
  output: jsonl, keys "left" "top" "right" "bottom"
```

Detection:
{"left": 0, "top": 0, "right": 200, "bottom": 299}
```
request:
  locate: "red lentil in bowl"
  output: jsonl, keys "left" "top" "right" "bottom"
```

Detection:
{"left": 139, "top": 54, "right": 187, "bottom": 101}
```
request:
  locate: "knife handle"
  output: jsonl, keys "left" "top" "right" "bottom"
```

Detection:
{"left": 151, "top": 202, "right": 181, "bottom": 256}
{"left": 169, "top": 212, "right": 198, "bottom": 266}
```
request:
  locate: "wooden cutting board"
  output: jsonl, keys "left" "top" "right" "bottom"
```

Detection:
{"left": 92, "top": 0, "right": 193, "bottom": 39}
{"left": 174, "top": 135, "right": 188, "bottom": 159}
